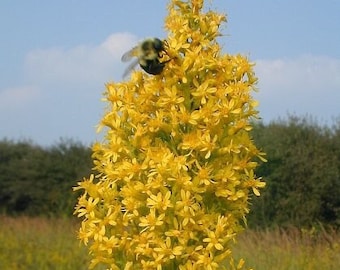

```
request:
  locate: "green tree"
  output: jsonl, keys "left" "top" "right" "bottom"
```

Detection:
{"left": 0, "top": 138, "right": 92, "bottom": 216}
{"left": 249, "top": 116, "right": 340, "bottom": 227}
{"left": 0, "top": 139, "right": 45, "bottom": 213}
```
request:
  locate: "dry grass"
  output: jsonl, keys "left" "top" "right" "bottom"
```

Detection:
{"left": 1, "top": 216, "right": 339, "bottom": 269}
{"left": 0, "top": 215, "right": 89, "bottom": 270}
{"left": 232, "top": 226, "right": 340, "bottom": 270}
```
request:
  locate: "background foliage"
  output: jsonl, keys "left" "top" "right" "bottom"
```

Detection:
{"left": 248, "top": 116, "right": 340, "bottom": 228}
{"left": 0, "top": 138, "right": 92, "bottom": 216}
{"left": 1, "top": 115, "right": 339, "bottom": 228}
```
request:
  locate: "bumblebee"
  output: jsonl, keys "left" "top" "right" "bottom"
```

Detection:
{"left": 121, "top": 38, "right": 170, "bottom": 77}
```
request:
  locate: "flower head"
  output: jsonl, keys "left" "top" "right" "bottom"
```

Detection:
{"left": 74, "top": 0, "right": 265, "bottom": 269}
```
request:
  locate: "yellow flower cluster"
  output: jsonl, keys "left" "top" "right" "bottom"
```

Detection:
{"left": 74, "top": 0, "right": 265, "bottom": 269}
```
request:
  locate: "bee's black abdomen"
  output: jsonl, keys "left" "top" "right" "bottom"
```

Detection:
{"left": 140, "top": 59, "right": 165, "bottom": 75}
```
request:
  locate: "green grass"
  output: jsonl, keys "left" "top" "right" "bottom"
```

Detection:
{"left": 0, "top": 216, "right": 339, "bottom": 269}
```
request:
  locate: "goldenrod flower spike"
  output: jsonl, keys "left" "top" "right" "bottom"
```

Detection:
{"left": 74, "top": 0, "right": 265, "bottom": 269}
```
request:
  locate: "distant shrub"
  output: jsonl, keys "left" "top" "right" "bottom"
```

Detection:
{"left": 0, "top": 138, "right": 92, "bottom": 216}
{"left": 249, "top": 115, "right": 340, "bottom": 228}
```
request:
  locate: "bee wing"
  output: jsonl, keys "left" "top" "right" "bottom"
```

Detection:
{"left": 121, "top": 46, "right": 138, "bottom": 62}
{"left": 122, "top": 58, "right": 139, "bottom": 78}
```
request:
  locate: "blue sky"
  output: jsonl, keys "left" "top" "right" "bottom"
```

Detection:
{"left": 1, "top": 0, "right": 339, "bottom": 146}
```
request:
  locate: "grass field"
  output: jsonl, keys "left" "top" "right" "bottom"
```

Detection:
{"left": 232, "top": 226, "right": 340, "bottom": 270}
{"left": 0, "top": 216, "right": 89, "bottom": 270}
{"left": 0, "top": 215, "right": 339, "bottom": 269}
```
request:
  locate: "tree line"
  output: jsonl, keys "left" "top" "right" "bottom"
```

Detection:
{"left": 248, "top": 116, "right": 340, "bottom": 228}
{"left": 1, "top": 116, "right": 339, "bottom": 228}
{"left": 0, "top": 138, "right": 92, "bottom": 217}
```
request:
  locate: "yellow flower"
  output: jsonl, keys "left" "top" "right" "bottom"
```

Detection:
{"left": 204, "top": 231, "right": 223, "bottom": 250}
{"left": 196, "top": 251, "right": 219, "bottom": 270}
{"left": 147, "top": 191, "right": 173, "bottom": 211}
{"left": 74, "top": 0, "right": 265, "bottom": 269}
{"left": 153, "top": 236, "right": 183, "bottom": 261}
{"left": 193, "top": 161, "right": 214, "bottom": 187}
{"left": 134, "top": 232, "right": 155, "bottom": 260}
{"left": 139, "top": 208, "right": 165, "bottom": 232}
